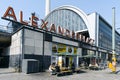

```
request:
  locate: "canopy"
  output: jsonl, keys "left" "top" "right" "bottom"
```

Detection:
{"left": 82, "top": 54, "right": 97, "bottom": 58}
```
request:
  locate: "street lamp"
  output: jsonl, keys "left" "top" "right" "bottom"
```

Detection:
{"left": 112, "top": 7, "right": 115, "bottom": 60}
{"left": 111, "top": 7, "right": 116, "bottom": 72}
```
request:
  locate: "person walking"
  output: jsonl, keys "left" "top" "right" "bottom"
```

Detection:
{"left": 49, "top": 63, "right": 56, "bottom": 75}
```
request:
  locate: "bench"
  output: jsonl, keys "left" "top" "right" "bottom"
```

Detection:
{"left": 75, "top": 68, "right": 81, "bottom": 73}
{"left": 57, "top": 70, "right": 73, "bottom": 77}
{"left": 89, "top": 66, "right": 99, "bottom": 70}
{"left": 99, "top": 63, "right": 107, "bottom": 70}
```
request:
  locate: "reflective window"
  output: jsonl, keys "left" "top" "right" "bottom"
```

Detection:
{"left": 98, "top": 18, "right": 120, "bottom": 53}
{"left": 45, "top": 9, "right": 87, "bottom": 32}
{"left": 98, "top": 18, "right": 112, "bottom": 50}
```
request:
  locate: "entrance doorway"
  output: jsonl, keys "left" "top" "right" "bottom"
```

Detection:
{"left": 65, "top": 57, "right": 69, "bottom": 67}
{"left": 57, "top": 56, "right": 77, "bottom": 68}
{"left": 0, "top": 48, "right": 9, "bottom": 68}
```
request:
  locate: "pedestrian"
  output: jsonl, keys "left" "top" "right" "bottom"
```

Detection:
{"left": 49, "top": 63, "right": 56, "bottom": 75}
{"left": 112, "top": 60, "right": 116, "bottom": 72}
{"left": 71, "top": 62, "right": 75, "bottom": 72}
{"left": 55, "top": 64, "right": 60, "bottom": 73}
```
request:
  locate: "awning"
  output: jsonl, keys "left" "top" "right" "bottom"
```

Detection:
{"left": 82, "top": 54, "right": 97, "bottom": 58}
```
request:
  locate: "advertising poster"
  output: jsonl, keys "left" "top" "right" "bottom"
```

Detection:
{"left": 57, "top": 44, "right": 66, "bottom": 54}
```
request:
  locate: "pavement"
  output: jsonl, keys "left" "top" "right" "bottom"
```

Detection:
{"left": 0, "top": 68, "right": 15, "bottom": 74}
{"left": 0, "top": 67, "right": 120, "bottom": 80}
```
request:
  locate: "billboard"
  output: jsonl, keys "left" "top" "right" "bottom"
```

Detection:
{"left": 58, "top": 44, "right": 66, "bottom": 53}
{"left": 52, "top": 43, "right": 78, "bottom": 55}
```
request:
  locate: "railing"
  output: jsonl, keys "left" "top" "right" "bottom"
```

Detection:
{"left": 0, "top": 25, "right": 12, "bottom": 33}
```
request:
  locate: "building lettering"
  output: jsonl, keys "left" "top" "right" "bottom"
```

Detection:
{"left": 2, "top": 6, "right": 94, "bottom": 45}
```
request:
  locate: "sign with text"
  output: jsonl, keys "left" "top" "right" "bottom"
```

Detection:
{"left": 2, "top": 6, "right": 94, "bottom": 45}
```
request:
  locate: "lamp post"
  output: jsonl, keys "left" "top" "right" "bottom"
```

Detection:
{"left": 112, "top": 7, "right": 116, "bottom": 72}
{"left": 112, "top": 7, "right": 115, "bottom": 60}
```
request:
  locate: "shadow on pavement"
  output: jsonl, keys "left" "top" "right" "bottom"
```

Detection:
{"left": 115, "top": 70, "right": 120, "bottom": 74}
{"left": 0, "top": 72, "right": 15, "bottom": 74}
{"left": 76, "top": 70, "right": 87, "bottom": 74}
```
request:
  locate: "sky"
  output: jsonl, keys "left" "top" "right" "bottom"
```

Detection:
{"left": 0, "top": 0, "right": 120, "bottom": 32}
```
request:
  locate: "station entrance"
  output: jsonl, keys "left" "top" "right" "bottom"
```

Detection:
{"left": 0, "top": 31, "right": 11, "bottom": 68}
{"left": 57, "top": 56, "right": 77, "bottom": 68}
{"left": 0, "top": 48, "right": 9, "bottom": 68}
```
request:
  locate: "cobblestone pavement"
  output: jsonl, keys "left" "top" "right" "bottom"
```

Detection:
{"left": 0, "top": 67, "right": 120, "bottom": 80}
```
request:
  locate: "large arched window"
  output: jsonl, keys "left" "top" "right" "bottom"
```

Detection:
{"left": 44, "top": 9, "right": 87, "bottom": 32}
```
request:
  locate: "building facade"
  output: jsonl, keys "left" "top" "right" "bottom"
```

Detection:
{"left": 0, "top": 6, "right": 120, "bottom": 72}
{"left": 44, "top": 5, "right": 120, "bottom": 67}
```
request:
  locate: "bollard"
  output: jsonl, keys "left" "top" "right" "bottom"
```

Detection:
{"left": 108, "top": 62, "right": 112, "bottom": 69}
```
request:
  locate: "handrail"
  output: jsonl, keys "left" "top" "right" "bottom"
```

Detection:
{"left": 0, "top": 25, "right": 11, "bottom": 33}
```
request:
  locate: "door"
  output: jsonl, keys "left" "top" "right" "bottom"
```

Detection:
{"left": 65, "top": 57, "right": 69, "bottom": 67}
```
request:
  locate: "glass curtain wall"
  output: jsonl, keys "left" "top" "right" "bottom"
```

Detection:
{"left": 45, "top": 9, "right": 87, "bottom": 32}
{"left": 98, "top": 17, "right": 120, "bottom": 55}
{"left": 115, "top": 33, "right": 120, "bottom": 54}
{"left": 98, "top": 18, "right": 112, "bottom": 50}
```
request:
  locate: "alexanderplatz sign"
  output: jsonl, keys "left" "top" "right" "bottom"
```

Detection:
{"left": 2, "top": 6, "right": 94, "bottom": 45}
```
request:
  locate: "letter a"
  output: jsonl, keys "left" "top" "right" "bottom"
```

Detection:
{"left": 3, "top": 6, "right": 17, "bottom": 21}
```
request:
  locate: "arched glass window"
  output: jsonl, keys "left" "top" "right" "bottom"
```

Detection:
{"left": 45, "top": 9, "right": 87, "bottom": 32}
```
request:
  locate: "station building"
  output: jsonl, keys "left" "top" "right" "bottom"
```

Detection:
{"left": 44, "top": 5, "right": 120, "bottom": 68}
{"left": 0, "top": 6, "right": 120, "bottom": 72}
